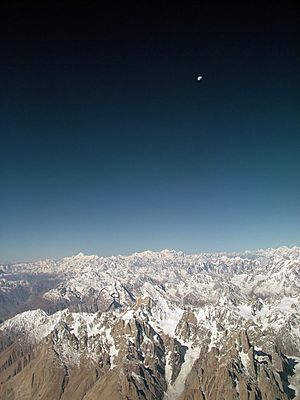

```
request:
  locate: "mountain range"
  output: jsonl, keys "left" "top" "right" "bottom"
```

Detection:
{"left": 0, "top": 246, "right": 299, "bottom": 399}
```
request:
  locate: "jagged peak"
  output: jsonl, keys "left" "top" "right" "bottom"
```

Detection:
{"left": 127, "top": 248, "right": 184, "bottom": 259}
{"left": 74, "top": 251, "right": 86, "bottom": 258}
{"left": 63, "top": 251, "right": 99, "bottom": 260}
{"left": 6, "top": 245, "right": 300, "bottom": 266}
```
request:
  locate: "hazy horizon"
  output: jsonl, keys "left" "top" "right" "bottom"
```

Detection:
{"left": 2, "top": 242, "right": 300, "bottom": 265}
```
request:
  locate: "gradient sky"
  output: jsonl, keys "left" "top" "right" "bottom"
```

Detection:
{"left": 1, "top": 4, "right": 300, "bottom": 262}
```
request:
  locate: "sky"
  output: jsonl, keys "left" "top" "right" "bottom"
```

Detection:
{"left": 1, "top": 3, "right": 300, "bottom": 262}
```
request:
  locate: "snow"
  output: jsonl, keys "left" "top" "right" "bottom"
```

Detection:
{"left": 165, "top": 351, "right": 173, "bottom": 386}
{"left": 5, "top": 246, "right": 300, "bottom": 311}
{"left": 164, "top": 345, "right": 199, "bottom": 400}
{"left": 277, "top": 297, "right": 299, "bottom": 313}
{"left": 239, "top": 350, "right": 250, "bottom": 374}
{"left": 194, "top": 307, "right": 222, "bottom": 350}
{"left": 71, "top": 313, "right": 100, "bottom": 337}
{"left": 288, "top": 356, "right": 300, "bottom": 399}
{"left": 238, "top": 304, "right": 254, "bottom": 320}
{"left": 105, "top": 328, "right": 119, "bottom": 369}
{"left": 0, "top": 309, "right": 62, "bottom": 343}
{"left": 141, "top": 282, "right": 184, "bottom": 337}
{"left": 122, "top": 309, "right": 135, "bottom": 322}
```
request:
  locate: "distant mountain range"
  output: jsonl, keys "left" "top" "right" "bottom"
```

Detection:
{"left": 0, "top": 246, "right": 299, "bottom": 399}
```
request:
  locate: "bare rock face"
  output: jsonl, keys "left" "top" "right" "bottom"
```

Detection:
{"left": 0, "top": 246, "right": 299, "bottom": 399}
{"left": 180, "top": 330, "right": 289, "bottom": 400}
{"left": 0, "top": 308, "right": 297, "bottom": 400}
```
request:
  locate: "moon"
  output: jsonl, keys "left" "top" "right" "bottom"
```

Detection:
{"left": 197, "top": 76, "right": 202, "bottom": 81}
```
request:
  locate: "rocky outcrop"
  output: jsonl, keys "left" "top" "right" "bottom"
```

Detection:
{"left": 0, "top": 305, "right": 297, "bottom": 400}
{"left": 180, "top": 330, "right": 289, "bottom": 400}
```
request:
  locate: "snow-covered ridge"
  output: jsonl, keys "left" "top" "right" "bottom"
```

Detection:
{"left": 3, "top": 245, "right": 299, "bottom": 276}
{"left": 0, "top": 246, "right": 299, "bottom": 322}
{"left": 5, "top": 245, "right": 300, "bottom": 266}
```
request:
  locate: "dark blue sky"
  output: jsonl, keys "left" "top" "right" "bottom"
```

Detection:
{"left": 1, "top": 3, "right": 300, "bottom": 262}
